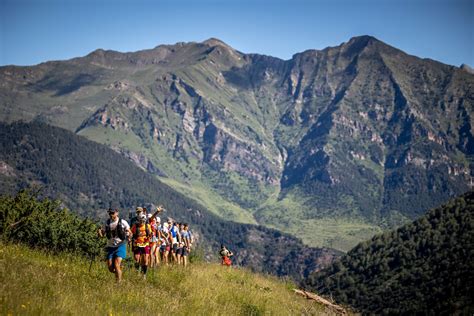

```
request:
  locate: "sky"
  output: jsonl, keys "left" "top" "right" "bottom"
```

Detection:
{"left": 0, "top": 0, "right": 473, "bottom": 67}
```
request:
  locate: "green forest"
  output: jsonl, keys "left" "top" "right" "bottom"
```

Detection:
{"left": 306, "top": 191, "right": 474, "bottom": 314}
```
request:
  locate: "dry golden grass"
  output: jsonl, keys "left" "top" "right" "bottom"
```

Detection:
{"left": 0, "top": 243, "right": 335, "bottom": 315}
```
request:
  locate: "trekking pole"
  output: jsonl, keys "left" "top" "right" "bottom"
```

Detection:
{"left": 126, "top": 243, "right": 131, "bottom": 273}
{"left": 126, "top": 238, "right": 133, "bottom": 273}
{"left": 89, "top": 253, "right": 96, "bottom": 273}
{"left": 92, "top": 225, "right": 104, "bottom": 273}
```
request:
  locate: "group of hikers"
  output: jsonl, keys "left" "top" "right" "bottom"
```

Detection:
{"left": 98, "top": 205, "right": 234, "bottom": 282}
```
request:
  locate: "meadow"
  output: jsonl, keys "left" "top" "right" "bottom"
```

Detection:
{"left": 1, "top": 243, "right": 333, "bottom": 315}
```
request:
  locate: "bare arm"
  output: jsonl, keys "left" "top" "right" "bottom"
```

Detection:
{"left": 97, "top": 226, "right": 105, "bottom": 238}
{"left": 126, "top": 227, "right": 132, "bottom": 240}
{"left": 150, "top": 205, "right": 164, "bottom": 220}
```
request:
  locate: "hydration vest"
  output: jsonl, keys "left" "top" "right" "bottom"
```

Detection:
{"left": 105, "top": 218, "right": 127, "bottom": 241}
{"left": 132, "top": 223, "right": 152, "bottom": 247}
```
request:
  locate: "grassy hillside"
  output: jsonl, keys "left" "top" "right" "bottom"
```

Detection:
{"left": 0, "top": 243, "right": 330, "bottom": 315}
{"left": 305, "top": 191, "right": 474, "bottom": 314}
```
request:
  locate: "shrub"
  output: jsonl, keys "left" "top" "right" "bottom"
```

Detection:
{"left": 0, "top": 189, "right": 104, "bottom": 257}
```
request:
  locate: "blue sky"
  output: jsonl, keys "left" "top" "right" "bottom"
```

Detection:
{"left": 1, "top": 0, "right": 472, "bottom": 67}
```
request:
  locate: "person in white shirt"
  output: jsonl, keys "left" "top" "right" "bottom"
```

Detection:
{"left": 98, "top": 208, "right": 132, "bottom": 282}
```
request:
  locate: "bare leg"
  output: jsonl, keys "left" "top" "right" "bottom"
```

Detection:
{"left": 140, "top": 254, "right": 149, "bottom": 277}
{"left": 149, "top": 245, "right": 155, "bottom": 268}
{"left": 171, "top": 247, "right": 178, "bottom": 263}
{"left": 163, "top": 251, "right": 169, "bottom": 265}
{"left": 114, "top": 257, "right": 123, "bottom": 282}
{"left": 155, "top": 247, "right": 160, "bottom": 266}
{"left": 134, "top": 252, "right": 140, "bottom": 270}
{"left": 107, "top": 259, "right": 115, "bottom": 273}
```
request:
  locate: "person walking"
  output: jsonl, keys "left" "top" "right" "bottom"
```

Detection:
{"left": 180, "top": 223, "right": 191, "bottom": 267}
{"left": 160, "top": 222, "right": 170, "bottom": 265}
{"left": 98, "top": 208, "right": 132, "bottom": 282}
{"left": 168, "top": 219, "right": 180, "bottom": 264}
{"left": 130, "top": 206, "right": 163, "bottom": 268}
{"left": 130, "top": 207, "right": 145, "bottom": 268}
{"left": 131, "top": 213, "right": 153, "bottom": 278}
{"left": 219, "top": 244, "right": 233, "bottom": 266}
{"left": 148, "top": 214, "right": 160, "bottom": 268}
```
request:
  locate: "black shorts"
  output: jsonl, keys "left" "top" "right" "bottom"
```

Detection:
{"left": 172, "top": 243, "right": 178, "bottom": 252}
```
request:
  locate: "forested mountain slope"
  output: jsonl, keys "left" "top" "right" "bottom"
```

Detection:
{"left": 305, "top": 191, "right": 474, "bottom": 314}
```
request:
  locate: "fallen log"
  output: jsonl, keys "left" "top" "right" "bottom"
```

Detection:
{"left": 294, "top": 289, "right": 348, "bottom": 315}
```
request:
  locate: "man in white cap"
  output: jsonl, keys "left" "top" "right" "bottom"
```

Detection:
{"left": 130, "top": 206, "right": 164, "bottom": 268}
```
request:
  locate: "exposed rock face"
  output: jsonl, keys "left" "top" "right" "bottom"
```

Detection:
{"left": 113, "top": 147, "right": 167, "bottom": 177}
{"left": 202, "top": 122, "right": 279, "bottom": 184}
{"left": 0, "top": 161, "right": 15, "bottom": 177}
{"left": 0, "top": 36, "right": 472, "bottom": 248}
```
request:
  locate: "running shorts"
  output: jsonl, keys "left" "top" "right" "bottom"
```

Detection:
{"left": 106, "top": 243, "right": 127, "bottom": 260}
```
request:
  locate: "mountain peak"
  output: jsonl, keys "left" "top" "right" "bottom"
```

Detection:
{"left": 201, "top": 38, "right": 243, "bottom": 62}
{"left": 86, "top": 48, "right": 121, "bottom": 58}
{"left": 348, "top": 35, "right": 380, "bottom": 44}
{"left": 340, "top": 35, "right": 400, "bottom": 58}
{"left": 202, "top": 38, "right": 233, "bottom": 49}
{"left": 344, "top": 35, "right": 384, "bottom": 50}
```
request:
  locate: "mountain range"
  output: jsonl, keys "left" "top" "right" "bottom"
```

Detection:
{"left": 1, "top": 35, "right": 472, "bottom": 251}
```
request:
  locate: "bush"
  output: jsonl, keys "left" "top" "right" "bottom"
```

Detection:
{"left": 0, "top": 189, "right": 104, "bottom": 257}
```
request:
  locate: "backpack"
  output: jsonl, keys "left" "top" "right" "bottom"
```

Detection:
{"left": 170, "top": 226, "right": 177, "bottom": 238}
{"left": 132, "top": 223, "right": 152, "bottom": 240}
{"left": 105, "top": 218, "right": 127, "bottom": 241}
{"left": 220, "top": 248, "right": 232, "bottom": 258}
